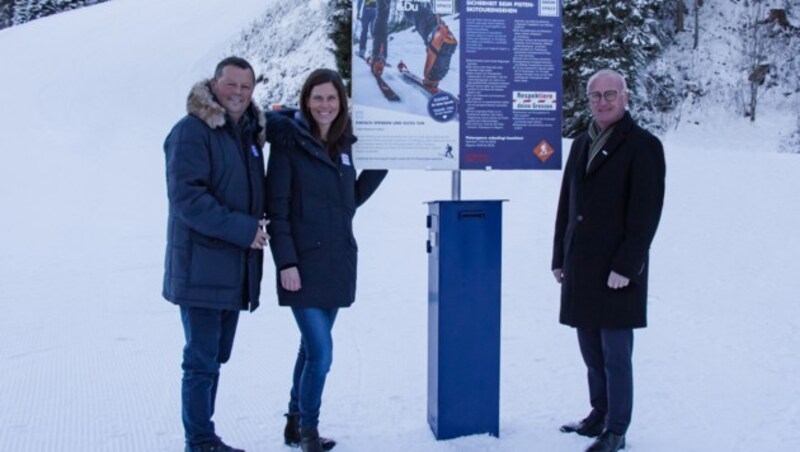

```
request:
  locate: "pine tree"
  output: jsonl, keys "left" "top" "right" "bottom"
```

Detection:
{"left": 12, "top": 0, "right": 34, "bottom": 24}
{"left": 562, "top": 0, "right": 670, "bottom": 137}
{"left": 0, "top": 0, "right": 14, "bottom": 29}
{"left": 328, "top": 0, "right": 352, "bottom": 95}
{"left": 9, "top": 0, "right": 106, "bottom": 27}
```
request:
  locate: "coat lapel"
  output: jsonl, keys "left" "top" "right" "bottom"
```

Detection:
{"left": 574, "top": 135, "right": 591, "bottom": 185}
{"left": 585, "top": 112, "right": 634, "bottom": 176}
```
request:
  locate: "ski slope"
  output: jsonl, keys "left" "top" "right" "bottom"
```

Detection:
{"left": 1, "top": 1, "right": 799, "bottom": 451}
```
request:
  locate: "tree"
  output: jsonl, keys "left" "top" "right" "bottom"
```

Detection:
{"left": 12, "top": 0, "right": 35, "bottom": 24}
{"left": 676, "top": 0, "right": 685, "bottom": 32}
{"left": 740, "top": 0, "right": 770, "bottom": 122}
{"left": 0, "top": 0, "right": 14, "bottom": 29}
{"left": 8, "top": 0, "right": 107, "bottom": 28}
{"left": 693, "top": 0, "right": 704, "bottom": 49}
{"left": 328, "top": 0, "right": 352, "bottom": 95}
{"left": 562, "top": 0, "right": 671, "bottom": 136}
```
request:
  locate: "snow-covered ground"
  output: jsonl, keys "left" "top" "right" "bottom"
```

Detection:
{"left": 1, "top": 1, "right": 799, "bottom": 451}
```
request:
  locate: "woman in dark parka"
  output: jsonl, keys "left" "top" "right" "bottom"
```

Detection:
{"left": 265, "top": 69, "right": 387, "bottom": 452}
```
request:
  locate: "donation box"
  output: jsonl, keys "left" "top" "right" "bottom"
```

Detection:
{"left": 426, "top": 200, "right": 503, "bottom": 440}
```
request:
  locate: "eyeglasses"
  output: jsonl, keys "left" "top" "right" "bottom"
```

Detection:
{"left": 587, "top": 90, "right": 619, "bottom": 103}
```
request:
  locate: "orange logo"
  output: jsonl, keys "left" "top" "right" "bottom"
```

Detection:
{"left": 534, "top": 140, "right": 554, "bottom": 162}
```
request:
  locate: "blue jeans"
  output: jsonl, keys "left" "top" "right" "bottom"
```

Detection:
{"left": 358, "top": 6, "right": 377, "bottom": 52}
{"left": 288, "top": 307, "right": 339, "bottom": 428}
{"left": 577, "top": 328, "right": 634, "bottom": 435}
{"left": 180, "top": 306, "right": 239, "bottom": 446}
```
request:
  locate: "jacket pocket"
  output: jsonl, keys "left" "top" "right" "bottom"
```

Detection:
{"left": 189, "top": 235, "right": 242, "bottom": 288}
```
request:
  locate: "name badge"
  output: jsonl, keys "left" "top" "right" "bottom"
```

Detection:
{"left": 251, "top": 145, "right": 260, "bottom": 157}
{"left": 341, "top": 153, "right": 351, "bottom": 166}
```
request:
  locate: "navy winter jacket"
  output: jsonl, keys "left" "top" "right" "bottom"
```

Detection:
{"left": 163, "top": 81, "right": 266, "bottom": 312}
{"left": 265, "top": 110, "right": 387, "bottom": 309}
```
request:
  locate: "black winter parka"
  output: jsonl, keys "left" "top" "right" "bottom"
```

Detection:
{"left": 265, "top": 111, "right": 387, "bottom": 309}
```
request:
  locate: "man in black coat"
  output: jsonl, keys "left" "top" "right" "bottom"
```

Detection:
{"left": 163, "top": 56, "right": 267, "bottom": 452}
{"left": 552, "top": 69, "right": 666, "bottom": 452}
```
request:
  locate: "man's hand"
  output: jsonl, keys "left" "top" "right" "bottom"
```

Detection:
{"left": 250, "top": 219, "right": 270, "bottom": 249}
{"left": 280, "top": 266, "right": 302, "bottom": 291}
{"left": 607, "top": 270, "right": 630, "bottom": 290}
{"left": 552, "top": 268, "right": 563, "bottom": 284}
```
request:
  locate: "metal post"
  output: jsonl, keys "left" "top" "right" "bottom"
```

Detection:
{"left": 451, "top": 170, "right": 461, "bottom": 201}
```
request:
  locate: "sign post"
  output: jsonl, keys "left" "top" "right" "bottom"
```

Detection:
{"left": 351, "top": 0, "right": 562, "bottom": 440}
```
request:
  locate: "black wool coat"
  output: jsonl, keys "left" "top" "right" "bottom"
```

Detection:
{"left": 265, "top": 111, "right": 387, "bottom": 309}
{"left": 552, "top": 111, "right": 666, "bottom": 329}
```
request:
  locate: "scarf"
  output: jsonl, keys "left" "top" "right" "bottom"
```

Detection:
{"left": 586, "top": 121, "right": 615, "bottom": 172}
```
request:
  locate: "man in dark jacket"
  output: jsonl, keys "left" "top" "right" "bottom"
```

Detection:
{"left": 552, "top": 69, "right": 666, "bottom": 452}
{"left": 163, "top": 56, "right": 267, "bottom": 452}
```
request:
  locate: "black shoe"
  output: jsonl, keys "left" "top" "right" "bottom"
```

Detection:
{"left": 284, "top": 413, "right": 336, "bottom": 450}
{"left": 585, "top": 430, "right": 626, "bottom": 452}
{"left": 185, "top": 439, "right": 244, "bottom": 452}
{"left": 560, "top": 411, "right": 605, "bottom": 438}
{"left": 299, "top": 426, "right": 324, "bottom": 452}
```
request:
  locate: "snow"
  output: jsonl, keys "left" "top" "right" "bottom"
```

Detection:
{"left": 1, "top": 1, "right": 799, "bottom": 451}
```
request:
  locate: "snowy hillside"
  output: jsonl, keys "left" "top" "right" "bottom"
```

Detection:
{"left": 231, "top": 0, "right": 336, "bottom": 107}
{"left": 0, "top": 1, "right": 799, "bottom": 451}
{"left": 649, "top": 0, "right": 799, "bottom": 148}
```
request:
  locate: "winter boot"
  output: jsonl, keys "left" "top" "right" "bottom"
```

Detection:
{"left": 423, "top": 18, "right": 457, "bottom": 90}
{"left": 185, "top": 439, "right": 244, "bottom": 452}
{"left": 585, "top": 430, "right": 626, "bottom": 452}
{"left": 284, "top": 413, "right": 301, "bottom": 446}
{"left": 284, "top": 413, "right": 337, "bottom": 450}
{"left": 299, "top": 426, "right": 324, "bottom": 452}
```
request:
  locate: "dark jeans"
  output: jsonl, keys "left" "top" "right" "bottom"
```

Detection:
{"left": 180, "top": 306, "right": 240, "bottom": 446}
{"left": 577, "top": 327, "right": 634, "bottom": 435}
{"left": 288, "top": 307, "right": 339, "bottom": 428}
{"left": 372, "top": 0, "right": 437, "bottom": 58}
{"left": 358, "top": 6, "right": 376, "bottom": 52}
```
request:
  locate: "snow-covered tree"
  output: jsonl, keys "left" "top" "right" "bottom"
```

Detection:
{"left": 12, "top": 0, "right": 35, "bottom": 24}
{"left": 740, "top": 0, "right": 770, "bottom": 121}
{"left": 692, "top": 0, "right": 704, "bottom": 49}
{"left": 0, "top": 0, "right": 14, "bottom": 29}
{"left": 736, "top": 0, "right": 799, "bottom": 123}
{"left": 7, "top": 0, "right": 106, "bottom": 28}
{"left": 328, "top": 0, "right": 352, "bottom": 94}
{"left": 562, "top": 0, "right": 671, "bottom": 136}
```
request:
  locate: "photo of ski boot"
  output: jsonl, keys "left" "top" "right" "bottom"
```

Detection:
{"left": 423, "top": 17, "right": 457, "bottom": 91}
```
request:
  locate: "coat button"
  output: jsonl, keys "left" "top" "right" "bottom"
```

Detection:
{"left": 576, "top": 215, "right": 584, "bottom": 222}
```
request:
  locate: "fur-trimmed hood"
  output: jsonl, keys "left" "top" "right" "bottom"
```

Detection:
{"left": 186, "top": 79, "right": 266, "bottom": 147}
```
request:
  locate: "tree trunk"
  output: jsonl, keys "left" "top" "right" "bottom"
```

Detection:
{"left": 749, "top": 81, "right": 757, "bottom": 122}
{"left": 693, "top": 0, "right": 700, "bottom": 49}
{"left": 676, "top": 0, "right": 685, "bottom": 32}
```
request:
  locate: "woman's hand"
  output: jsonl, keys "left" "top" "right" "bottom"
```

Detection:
{"left": 280, "top": 266, "right": 302, "bottom": 291}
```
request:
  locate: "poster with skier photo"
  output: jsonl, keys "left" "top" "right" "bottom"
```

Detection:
{"left": 352, "top": 0, "right": 562, "bottom": 171}
{"left": 352, "top": 0, "right": 461, "bottom": 170}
